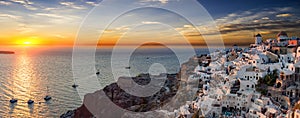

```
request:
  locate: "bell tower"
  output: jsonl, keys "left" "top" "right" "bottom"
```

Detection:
{"left": 255, "top": 33, "right": 262, "bottom": 45}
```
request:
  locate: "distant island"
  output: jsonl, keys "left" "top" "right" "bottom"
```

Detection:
{"left": 0, "top": 51, "right": 15, "bottom": 54}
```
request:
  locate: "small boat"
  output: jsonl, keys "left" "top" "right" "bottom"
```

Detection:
{"left": 44, "top": 86, "right": 52, "bottom": 101}
{"left": 125, "top": 66, "right": 131, "bottom": 69}
{"left": 27, "top": 76, "right": 34, "bottom": 105}
{"left": 27, "top": 99, "right": 34, "bottom": 104}
{"left": 96, "top": 69, "right": 100, "bottom": 75}
{"left": 72, "top": 79, "right": 78, "bottom": 88}
{"left": 72, "top": 84, "right": 78, "bottom": 88}
{"left": 10, "top": 79, "right": 17, "bottom": 104}
{"left": 9, "top": 98, "right": 18, "bottom": 104}
{"left": 44, "top": 95, "right": 52, "bottom": 101}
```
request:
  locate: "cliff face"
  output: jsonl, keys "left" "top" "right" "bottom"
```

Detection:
{"left": 74, "top": 104, "right": 94, "bottom": 118}
{"left": 60, "top": 104, "right": 94, "bottom": 118}
{"left": 61, "top": 74, "right": 180, "bottom": 118}
{"left": 103, "top": 74, "right": 180, "bottom": 112}
{"left": 61, "top": 57, "right": 199, "bottom": 118}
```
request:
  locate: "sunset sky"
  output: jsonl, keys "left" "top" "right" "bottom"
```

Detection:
{"left": 0, "top": 0, "right": 300, "bottom": 46}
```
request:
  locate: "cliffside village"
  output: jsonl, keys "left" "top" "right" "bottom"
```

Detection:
{"left": 61, "top": 31, "right": 300, "bottom": 118}
{"left": 176, "top": 31, "right": 300, "bottom": 118}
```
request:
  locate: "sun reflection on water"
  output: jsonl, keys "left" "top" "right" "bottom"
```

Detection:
{"left": 0, "top": 46, "right": 82, "bottom": 117}
{"left": 8, "top": 49, "right": 41, "bottom": 117}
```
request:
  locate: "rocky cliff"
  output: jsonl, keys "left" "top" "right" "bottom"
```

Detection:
{"left": 61, "top": 57, "right": 200, "bottom": 118}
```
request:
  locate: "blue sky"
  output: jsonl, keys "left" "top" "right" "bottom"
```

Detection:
{"left": 199, "top": 0, "right": 300, "bottom": 18}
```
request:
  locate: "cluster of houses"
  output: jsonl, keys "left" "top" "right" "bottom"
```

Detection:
{"left": 175, "top": 31, "right": 300, "bottom": 118}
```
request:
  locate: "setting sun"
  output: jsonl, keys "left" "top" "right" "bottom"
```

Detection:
{"left": 23, "top": 41, "right": 31, "bottom": 45}
{"left": 14, "top": 37, "right": 41, "bottom": 46}
{"left": 16, "top": 40, "right": 35, "bottom": 46}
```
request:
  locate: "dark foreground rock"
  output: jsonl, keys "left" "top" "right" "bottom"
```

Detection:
{"left": 61, "top": 73, "right": 180, "bottom": 118}
{"left": 60, "top": 110, "right": 75, "bottom": 118}
{"left": 60, "top": 104, "right": 94, "bottom": 118}
{"left": 61, "top": 57, "right": 200, "bottom": 118}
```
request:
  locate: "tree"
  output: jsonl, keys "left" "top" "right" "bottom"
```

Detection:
{"left": 256, "top": 69, "right": 278, "bottom": 95}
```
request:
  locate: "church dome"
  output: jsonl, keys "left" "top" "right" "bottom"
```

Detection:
{"left": 255, "top": 33, "right": 262, "bottom": 37}
{"left": 277, "top": 31, "right": 288, "bottom": 37}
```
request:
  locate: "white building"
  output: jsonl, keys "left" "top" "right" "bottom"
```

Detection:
{"left": 237, "top": 65, "right": 267, "bottom": 84}
{"left": 239, "top": 79, "right": 256, "bottom": 91}
{"left": 251, "top": 98, "right": 264, "bottom": 111}
{"left": 255, "top": 33, "right": 263, "bottom": 45}
{"left": 247, "top": 108, "right": 266, "bottom": 118}
{"left": 295, "top": 47, "right": 300, "bottom": 63}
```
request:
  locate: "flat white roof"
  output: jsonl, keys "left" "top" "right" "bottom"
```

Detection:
{"left": 281, "top": 69, "right": 294, "bottom": 75}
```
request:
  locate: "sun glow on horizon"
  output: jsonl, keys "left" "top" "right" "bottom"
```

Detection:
{"left": 23, "top": 41, "right": 31, "bottom": 45}
{"left": 14, "top": 37, "right": 41, "bottom": 46}
{"left": 17, "top": 40, "right": 35, "bottom": 46}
